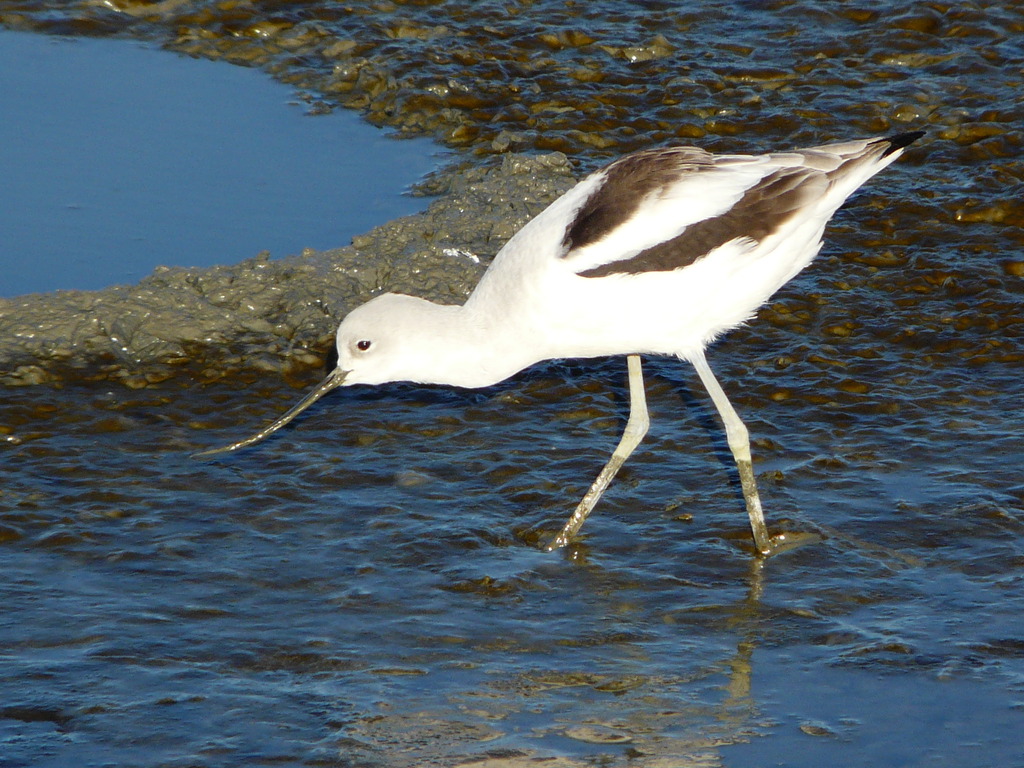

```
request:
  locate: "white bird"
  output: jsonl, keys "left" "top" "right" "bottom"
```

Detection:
{"left": 195, "top": 131, "right": 923, "bottom": 555}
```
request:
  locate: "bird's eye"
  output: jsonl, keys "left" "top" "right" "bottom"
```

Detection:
{"left": 356, "top": 339, "right": 372, "bottom": 351}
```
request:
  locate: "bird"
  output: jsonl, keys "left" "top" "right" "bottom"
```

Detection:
{"left": 194, "top": 131, "right": 924, "bottom": 556}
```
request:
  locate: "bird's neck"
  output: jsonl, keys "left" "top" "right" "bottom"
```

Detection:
{"left": 418, "top": 297, "right": 541, "bottom": 389}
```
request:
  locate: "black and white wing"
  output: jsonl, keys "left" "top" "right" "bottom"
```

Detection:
{"left": 559, "top": 132, "right": 922, "bottom": 279}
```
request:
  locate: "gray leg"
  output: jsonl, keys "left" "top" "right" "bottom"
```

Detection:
{"left": 547, "top": 354, "right": 650, "bottom": 550}
{"left": 689, "top": 350, "right": 773, "bottom": 555}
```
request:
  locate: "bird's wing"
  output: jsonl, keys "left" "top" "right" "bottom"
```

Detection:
{"left": 560, "top": 146, "right": 731, "bottom": 260}
{"left": 559, "top": 136, "right": 909, "bottom": 279}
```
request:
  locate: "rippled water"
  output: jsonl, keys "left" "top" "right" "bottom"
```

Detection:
{"left": 5, "top": 340, "right": 1023, "bottom": 765}
{"left": 2, "top": 0, "right": 1024, "bottom": 765}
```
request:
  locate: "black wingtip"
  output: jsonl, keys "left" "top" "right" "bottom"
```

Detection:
{"left": 881, "top": 130, "right": 925, "bottom": 157}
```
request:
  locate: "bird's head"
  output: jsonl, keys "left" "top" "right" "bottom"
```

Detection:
{"left": 333, "top": 293, "right": 462, "bottom": 387}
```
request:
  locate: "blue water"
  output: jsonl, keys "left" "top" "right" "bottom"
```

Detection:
{"left": 0, "top": 30, "right": 439, "bottom": 296}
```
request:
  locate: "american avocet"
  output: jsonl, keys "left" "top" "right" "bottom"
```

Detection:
{"left": 195, "top": 131, "right": 924, "bottom": 555}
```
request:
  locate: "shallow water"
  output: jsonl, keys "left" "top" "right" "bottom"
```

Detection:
{"left": 4, "top": 338, "right": 1023, "bottom": 765}
{"left": 2, "top": 0, "right": 1024, "bottom": 766}
{"left": 0, "top": 30, "right": 438, "bottom": 296}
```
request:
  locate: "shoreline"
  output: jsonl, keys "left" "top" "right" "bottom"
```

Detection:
{"left": 0, "top": 153, "right": 576, "bottom": 387}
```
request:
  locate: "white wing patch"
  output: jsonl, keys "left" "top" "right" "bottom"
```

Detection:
{"left": 561, "top": 160, "right": 773, "bottom": 276}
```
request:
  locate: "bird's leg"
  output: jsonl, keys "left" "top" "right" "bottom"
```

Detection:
{"left": 689, "top": 351, "right": 774, "bottom": 556}
{"left": 546, "top": 354, "right": 650, "bottom": 550}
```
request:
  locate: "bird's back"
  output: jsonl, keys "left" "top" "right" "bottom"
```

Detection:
{"left": 464, "top": 133, "right": 921, "bottom": 364}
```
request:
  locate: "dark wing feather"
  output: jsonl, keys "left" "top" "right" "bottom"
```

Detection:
{"left": 577, "top": 166, "right": 823, "bottom": 278}
{"left": 561, "top": 147, "right": 716, "bottom": 254}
